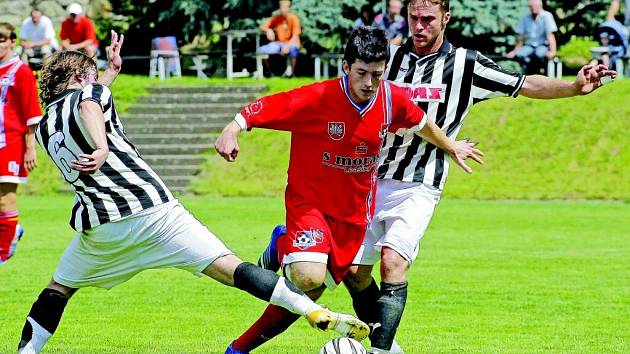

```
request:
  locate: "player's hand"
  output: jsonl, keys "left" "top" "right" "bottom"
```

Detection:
{"left": 450, "top": 138, "right": 484, "bottom": 174}
{"left": 215, "top": 121, "right": 241, "bottom": 162}
{"left": 23, "top": 147, "right": 37, "bottom": 172}
{"left": 574, "top": 64, "right": 616, "bottom": 94}
{"left": 106, "top": 30, "right": 124, "bottom": 72}
{"left": 281, "top": 44, "right": 290, "bottom": 55}
{"left": 71, "top": 149, "right": 108, "bottom": 174}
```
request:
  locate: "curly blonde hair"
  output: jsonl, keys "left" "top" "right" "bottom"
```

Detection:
{"left": 39, "top": 51, "right": 96, "bottom": 104}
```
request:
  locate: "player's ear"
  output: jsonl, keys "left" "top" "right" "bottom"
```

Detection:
{"left": 442, "top": 11, "right": 451, "bottom": 27}
{"left": 342, "top": 60, "right": 350, "bottom": 75}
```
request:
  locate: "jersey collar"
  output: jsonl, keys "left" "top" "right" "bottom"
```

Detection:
{"left": 0, "top": 55, "right": 20, "bottom": 69}
{"left": 340, "top": 75, "right": 379, "bottom": 117}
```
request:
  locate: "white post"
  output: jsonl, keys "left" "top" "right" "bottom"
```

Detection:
{"left": 314, "top": 56, "right": 321, "bottom": 81}
{"left": 227, "top": 32, "right": 234, "bottom": 80}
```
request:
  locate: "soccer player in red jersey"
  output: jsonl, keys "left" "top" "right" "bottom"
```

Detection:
{"left": 0, "top": 23, "right": 41, "bottom": 263}
{"left": 215, "top": 26, "right": 483, "bottom": 353}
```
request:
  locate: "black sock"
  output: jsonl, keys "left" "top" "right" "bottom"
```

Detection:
{"left": 350, "top": 277, "right": 380, "bottom": 325}
{"left": 19, "top": 288, "right": 69, "bottom": 350}
{"left": 234, "top": 262, "right": 303, "bottom": 301}
{"left": 370, "top": 281, "right": 408, "bottom": 351}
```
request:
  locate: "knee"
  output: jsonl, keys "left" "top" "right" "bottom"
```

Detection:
{"left": 286, "top": 263, "right": 326, "bottom": 292}
{"left": 47, "top": 280, "right": 77, "bottom": 298}
{"left": 380, "top": 248, "right": 408, "bottom": 281}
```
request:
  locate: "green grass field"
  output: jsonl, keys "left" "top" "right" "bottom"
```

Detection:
{"left": 1, "top": 196, "right": 629, "bottom": 353}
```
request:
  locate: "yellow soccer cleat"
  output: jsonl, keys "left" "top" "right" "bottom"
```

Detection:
{"left": 306, "top": 308, "right": 370, "bottom": 341}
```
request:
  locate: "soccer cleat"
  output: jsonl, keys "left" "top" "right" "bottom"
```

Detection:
{"left": 224, "top": 341, "right": 249, "bottom": 354}
{"left": 306, "top": 308, "right": 370, "bottom": 341}
{"left": 256, "top": 224, "right": 285, "bottom": 272}
{"left": 9, "top": 224, "right": 24, "bottom": 259}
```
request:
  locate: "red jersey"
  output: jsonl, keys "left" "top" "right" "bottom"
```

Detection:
{"left": 0, "top": 56, "right": 42, "bottom": 149}
{"left": 60, "top": 16, "right": 98, "bottom": 46}
{"left": 238, "top": 77, "right": 426, "bottom": 225}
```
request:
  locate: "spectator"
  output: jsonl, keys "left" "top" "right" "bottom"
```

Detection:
{"left": 259, "top": 0, "right": 301, "bottom": 77}
{"left": 591, "top": 20, "right": 628, "bottom": 70}
{"left": 372, "top": 0, "right": 408, "bottom": 45}
{"left": 354, "top": 4, "right": 375, "bottom": 28}
{"left": 19, "top": 8, "right": 59, "bottom": 67}
{"left": 608, "top": 0, "right": 630, "bottom": 32}
{"left": 506, "top": 0, "right": 558, "bottom": 75}
{"left": 0, "top": 23, "right": 41, "bottom": 264}
{"left": 60, "top": 3, "right": 99, "bottom": 58}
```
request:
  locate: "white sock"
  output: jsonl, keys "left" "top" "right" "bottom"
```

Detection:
{"left": 269, "top": 277, "right": 321, "bottom": 316}
{"left": 19, "top": 317, "right": 52, "bottom": 354}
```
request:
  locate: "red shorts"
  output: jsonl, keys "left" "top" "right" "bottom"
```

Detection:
{"left": 0, "top": 139, "right": 27, "bottom": 183}
{"left": 278, "top": 192, "right": 367, "bottom": 285}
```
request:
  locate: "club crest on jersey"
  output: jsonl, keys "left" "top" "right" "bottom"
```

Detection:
{"left": 245, "top": 100, "right": 263, "bottom": 116}
{"left": 393, "top": 83, "right": 447, "bottom": 103}
{"left": 292, "top": 229, "right": 325, "bottom": 250}
{"left": 0, "top": 76, "right": 15, "bottom": 87}
{"left": 328, "top": 122, "right": 345, "bottom": 140}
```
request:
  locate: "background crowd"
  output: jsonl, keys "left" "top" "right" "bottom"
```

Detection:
{"left": 3, "top": 0, "right": 629, "bottom": 77}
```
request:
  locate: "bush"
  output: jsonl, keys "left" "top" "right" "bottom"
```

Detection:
{"left": 557, "top": 36, "right": 599, "bottom": 69}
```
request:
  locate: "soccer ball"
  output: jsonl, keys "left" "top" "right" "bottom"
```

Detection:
{"left": 319, "top": 337, "right": 367, "bottom": 354}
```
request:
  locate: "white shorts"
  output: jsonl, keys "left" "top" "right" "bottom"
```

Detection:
{"left": 353, "top": 179, "right": 442, "bottom": 266}
{"left": 54, "top": 200, "right": 233, "bottom": 289}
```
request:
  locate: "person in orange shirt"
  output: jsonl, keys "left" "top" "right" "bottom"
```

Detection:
{"left": 259, "top": 0, "right": 301, "bottom": 77}
{"left": 60, "top": 3, "right": 98, "bottom": 58}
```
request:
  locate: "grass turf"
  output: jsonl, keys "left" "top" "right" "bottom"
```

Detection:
{"left": 1, "top": 195, "right": 628, "bottom": 353}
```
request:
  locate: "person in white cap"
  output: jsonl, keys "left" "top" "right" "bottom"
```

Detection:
{"left": 60, "top": 3, "right": 98, "bottom": 58}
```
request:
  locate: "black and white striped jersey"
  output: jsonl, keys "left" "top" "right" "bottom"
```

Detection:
{"left": 379, "top": 39, "right": 525, "bottom": 189}
{"left": 36, "top": 84, "right": 173, "bottom": 232}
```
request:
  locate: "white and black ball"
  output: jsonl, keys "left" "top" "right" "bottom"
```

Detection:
{"left": 319, "top": 337, "right": 367, "bottom": 354}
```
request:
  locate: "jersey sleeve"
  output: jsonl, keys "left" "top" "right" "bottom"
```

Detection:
{"left": 84, "top": 18, "right": 98, "bottom": 44}
{"left": 59, "top": 20, "right": 69, "bottom": 41}
{"left": 16, "top": 66, "right": 43, "bottom": 127}
{"left": 472, "top": 52, "right": 525, "bottom": 100}
{"left": 235, "top": 83, "right": 323, "bottom": 133}
{"left": 388, "top": 82, "right": 427, "bottom": 133}
{"left": 79, "top": 84, "right": 113, "bottom": 122}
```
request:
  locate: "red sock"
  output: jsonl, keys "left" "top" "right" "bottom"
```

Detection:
{"left": 0, "top": 211, "right": 18, "bottom": 262}
{"left": 232, "top": 304, "right": 300, "bottom": 351}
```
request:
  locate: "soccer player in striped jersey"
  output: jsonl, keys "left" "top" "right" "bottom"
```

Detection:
{"left": 16, "top": 31, "right": 370, "bottom": 353}
{"left": 217, "top": 26, "right": 482, "bottom": 354}
{"left": 342, "top": 1, "right": 617, "bottom": 353}
{"left": 0, "top": 23, "right": 41, "bottom": 264}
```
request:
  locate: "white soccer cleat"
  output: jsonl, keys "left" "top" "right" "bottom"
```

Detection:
{"left": 306, "top": 308, "right": 370, "bottom": 341}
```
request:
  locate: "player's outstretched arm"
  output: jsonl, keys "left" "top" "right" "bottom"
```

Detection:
{"left": 98, "top": 30, "right": 125, "bottom": 87}
{"left": 417, "top": 120, "right": 484, "bottom": 174}
{"left": 215, "top": 120, "right": 242, "bottom": 162}
{"left": 520, "top": 64, "right": 616, "bottom": 99}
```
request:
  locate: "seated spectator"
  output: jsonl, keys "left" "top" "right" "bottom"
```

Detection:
{"left": 19, "top": 8, "right": 59, "bottom": 67}
{"left": 354, "top": 4, "right": 375, "bottom": 28}
{"left": 259, "top": 0, "right": 301, "bottom": 77}
{"left": 506, "top": 0, "right": 558, "bottom": 75}
{"left": 591, "top": 20, "right": 628, "bottom": 70}
{"left": 372, "top": 0, "right": 408, "bottom": 45}
{"left": 60, "top": 3, "right": 98, "bottom": 58}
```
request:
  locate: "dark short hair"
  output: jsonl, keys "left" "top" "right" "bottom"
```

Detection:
{"left": 406, "top": 0, "right": 449, "bottom": 12}
{"left": 343, "top": 26, "right": 389, "bottom": 66}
